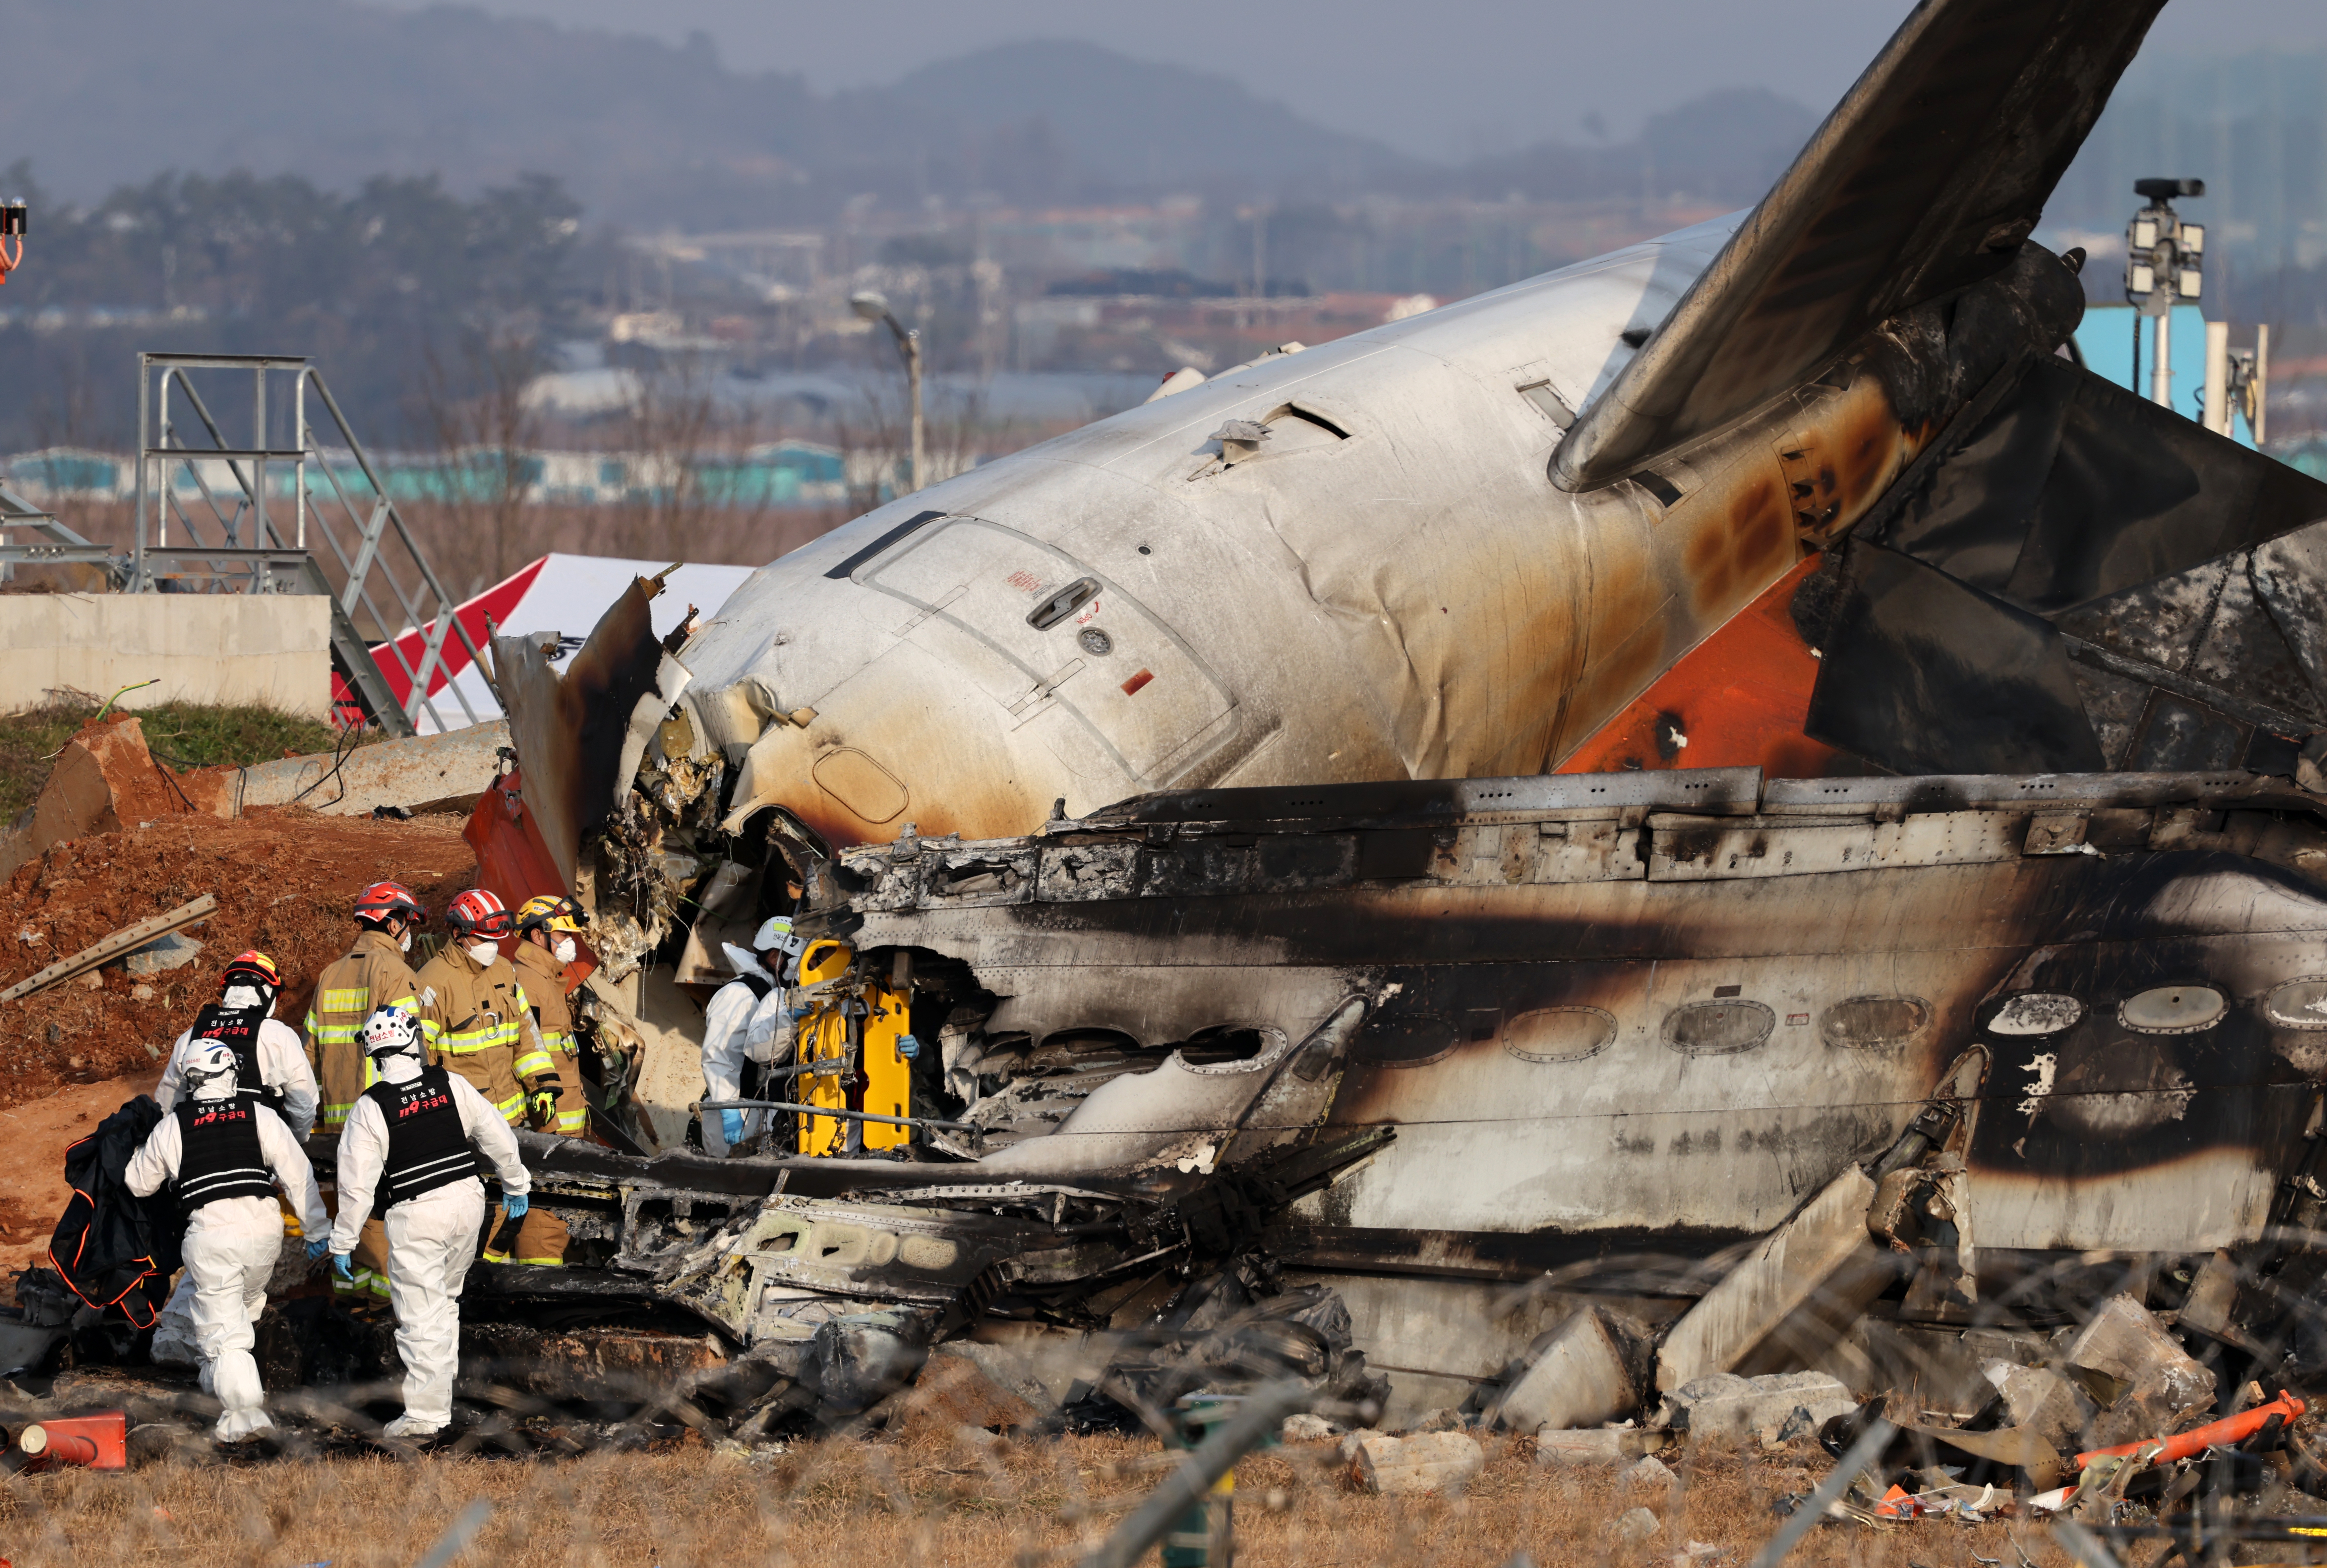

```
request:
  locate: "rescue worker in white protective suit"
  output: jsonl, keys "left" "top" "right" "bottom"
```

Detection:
{"left": 328, "top": 1006, "right": 530, "bottom": 1439}
{"left": 149, "top": 950, "right": 323, "bottom": 1369}
{"left": 699, "top": 915, "right": 800, "bottom": 1157}
{"left": 156, "top": 950, "right": 319, "bottom": 1133}
{"left": 124, "top": 1042, "right": 329, "bottom": 1441}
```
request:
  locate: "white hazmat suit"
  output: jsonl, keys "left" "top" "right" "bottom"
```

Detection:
{"left": 125, "top": 1090, "right": 328, "bottom": 1441}
{"left": 148, "top": 997, "right": 325, "bottom": 1367}
{"left": 329, "top": 1055, "right": 528, "bottom": 1434}
{"left": 700, "top": 942, "right": 795, "bottom": 1155}
{"left": 156, "top": 998, "right": 321, "bottom": 1135}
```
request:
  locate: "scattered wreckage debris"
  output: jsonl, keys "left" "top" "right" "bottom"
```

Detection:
{"left": 26, "top": 757, "right": 2327, "bottom": 1477}
{"left": 0, "top": 893, "right": 215, "bottom": 1004}
{"left": 350, "top": 749, "right": 2327, "bottom": 1442}
{"left": 416, "top": 0, "right": 2327, "bottom": 1475}
{"left": 1346, "top": 1430, "right": 1484, "bottom": 1497}
{"left": 27, "top": 23, "right": 2327, "bottom": 1568}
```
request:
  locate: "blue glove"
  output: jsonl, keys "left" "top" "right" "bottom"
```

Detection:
{"left": 331, "top": 1253, "right": 354, "bottom": 1285}
{"left": 896, "top": 1033, "right": 920, "bottom": 1061}
{"left": 502, "top": 1193, "right": 528, "bottom": 1220}
{"left": 720, "top": 1109, "right": 746, "bottom": 1147}
{"left": 306, "top": 1238, "right": 330, "bottom": 1260}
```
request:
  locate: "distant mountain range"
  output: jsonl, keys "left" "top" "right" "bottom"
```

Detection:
{"left": 0, "top": 0, "right": 1820, "bottom": 226}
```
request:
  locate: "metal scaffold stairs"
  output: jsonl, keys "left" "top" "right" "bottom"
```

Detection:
{"left": 125, "top": 353, "right": 492, "bottom": 738}
{"left": 0, "top": 475, "right": 92, "bottom": 552}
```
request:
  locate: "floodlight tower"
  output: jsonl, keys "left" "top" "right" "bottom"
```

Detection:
{"left": 2125, "top": 177, "right": 2205, "bottom": 410}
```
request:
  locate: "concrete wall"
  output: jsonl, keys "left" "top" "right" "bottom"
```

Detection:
{"left": 0, "top": 593, "right": 332, "bottom": 719}
{"left": 234, "top": 719, "right": 509, "bottom": 815}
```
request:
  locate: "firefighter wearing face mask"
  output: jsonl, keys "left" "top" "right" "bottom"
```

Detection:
{"left": 418, "top": 889, "right": 568, "bottom": 1265}
{"left": 414, "top": 889, "right": 538, "bottom": 1125}
{"left": 148, "top": 951, "right": 324, "bottom": 1366}
{"left": 305, "top": 882, "right": 426, "bottom": 1302}
{"left": 699, "top": 915, "right": 801, "bottom": 1157}
{"left": 509, "top": 896, "right": 589, "bottom": 1139}
{"left": 306, "top": 883, "right": 427, "bottom": 1133}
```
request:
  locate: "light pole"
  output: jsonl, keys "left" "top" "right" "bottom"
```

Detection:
{"left": 851, "top": 290, "right": 923, "bottom": 494}
{"left": 2124, "top": 177, "right": 2204, "bottom": 411}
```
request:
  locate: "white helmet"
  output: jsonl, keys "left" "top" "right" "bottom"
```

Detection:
{"left": 183, "top": 1040, "right": 239, "bottom": 1102}
{"left": 752, "top": 915, "right": 802, "bottom": 957}
{"left": 360, "top": 1007, "right": 424, "bottom": 1063}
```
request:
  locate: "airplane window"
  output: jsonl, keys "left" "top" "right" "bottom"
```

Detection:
{"left": 1986, "top": 994, "right": 2083, "bottom": 1035}
{"left": 932, "top": 856, "right": 1026, "bottom": 897}
{"left": 2266, "top": 979, "right": 2327, "bottom": 1030}
{"left": 811, "top": 746, "right": 910, "bottom": 825}
{"left": 1179, "top": 1026, "right": 1272, "bottom": 1065}
{"left": 1040, "top": 1028, "right": 1141, "bottom": 1057}
{"left": 1820, "top": 996, "right": 1930, "bottom": 1048}
{"left": 1663, "top": 1000, "right": 1774, "bottom": 1057}
{"left": 1503, "top": 1006, "right": 1617, "bottom": 1064}
{"left": 2119, "top": 985, "right": 2227, "bottom": 1034}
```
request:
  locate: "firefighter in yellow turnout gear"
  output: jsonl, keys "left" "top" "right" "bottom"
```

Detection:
{"left": 304, "top": 880, "right": 429, "bottom": 1300}
{"left": 415, "top": 889, "right": 567, "bottom": 1266}
{"left": 510, "top": 896, "right": 590, "bottom": 1139}
{"left": 415, "top": 890, "right": 537, "bottom": 1122}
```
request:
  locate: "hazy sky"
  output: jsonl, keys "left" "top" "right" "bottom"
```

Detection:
{"left": 365, "top": 0, "right": 2327, "bottom": 159}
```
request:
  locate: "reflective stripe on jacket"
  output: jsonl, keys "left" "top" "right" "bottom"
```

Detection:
{"left": 414, "top": 944, "right": 534, "bottom": 1123}
{"left": 510, "top": 941, "right": 589, "bottom": 1136}
{"left": 304, "top": 931, "right": 423, "bottom": 1130}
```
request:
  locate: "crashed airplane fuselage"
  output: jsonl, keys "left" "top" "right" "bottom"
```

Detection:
{"left": 839, "top": 769, "right": 2327, "bottom": 1263}
{"left": 470, "top": 0, "right": 2327, "bottom": 1423}
{"left": 652, "top": 233, "right": 2080, "bottom": 854}
{"left": 488, "top": 762, "right": 2327, "bottom": 1422}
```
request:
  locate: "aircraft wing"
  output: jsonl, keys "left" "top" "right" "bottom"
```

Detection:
{"left": 1552, "top": 0, "right": 2168, "bottom": 492}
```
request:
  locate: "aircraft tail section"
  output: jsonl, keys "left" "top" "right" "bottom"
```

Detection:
{"left": 1552, "top": 0, "right": 2166, "bottom": 493}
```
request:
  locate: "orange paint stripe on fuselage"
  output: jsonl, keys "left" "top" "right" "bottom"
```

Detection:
{"left": 1556, "top": 555, "right": 1842, "bottom": 780}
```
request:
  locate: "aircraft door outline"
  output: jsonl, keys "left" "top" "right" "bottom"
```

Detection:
{"left": 855, "top": 515, "right": 1239, "bottom": 786}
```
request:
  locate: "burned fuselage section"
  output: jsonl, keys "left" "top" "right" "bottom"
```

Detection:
{"left": 460, "top": 0, "right": 2327, "bottom": 1426}
{"left": 484, "top": 763, "right": 2327, "bottom": 1423}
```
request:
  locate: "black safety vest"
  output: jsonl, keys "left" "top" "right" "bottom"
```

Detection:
{"left": 186, "top": 1000, "right": 285, "bottom": 1115}
{"left": 365, "top": 1066, "right": 479, "bottom": 1206}
{"left": 174, "top": 1098, "right": 276, "bottom": 1210}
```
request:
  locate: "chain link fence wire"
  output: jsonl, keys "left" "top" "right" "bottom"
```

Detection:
{"left": 10, "top": 1225, "right": 2327, "bottom": 1567}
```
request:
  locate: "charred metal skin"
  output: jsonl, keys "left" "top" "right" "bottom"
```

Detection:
{"left": 803, "top": 768, "right": 2327, "bottom": 1263}
{"left": 323, "top": 772, "right": 2287, "bottom": 1438}
{"left": 424, "top": 763, "right": 2327, "bottom": 1423}
{"left": 459, "top": 0, "right": 2327, "bottom": 1426}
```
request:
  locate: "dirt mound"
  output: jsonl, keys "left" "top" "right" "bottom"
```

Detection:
{"left": 0, "top": 809, "right": 477, "bottom": 1110}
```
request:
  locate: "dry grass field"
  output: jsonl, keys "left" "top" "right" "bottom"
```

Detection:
{"left": 0, "top": 1426, "right": 2098, "bottom": 1568}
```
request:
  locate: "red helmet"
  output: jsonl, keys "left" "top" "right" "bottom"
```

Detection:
{"left": 353, "top": 880, "right": 426, "bottom": 924}
{"left": 445, "top": 888, "right": 513, "bottom": 938}
{"left": 218, "top": 950, "right": 281, "bottom": 991}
